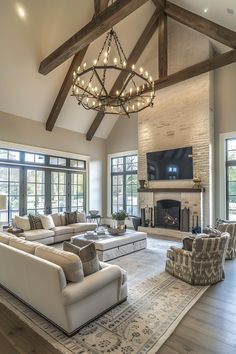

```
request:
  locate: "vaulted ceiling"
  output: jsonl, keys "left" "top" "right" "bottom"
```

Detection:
{"left": 0, "top": 0, "right": 236, "bottom": 140}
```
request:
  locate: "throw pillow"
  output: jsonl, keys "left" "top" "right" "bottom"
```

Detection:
{"left": 77, "top": 211, "right": 86, "bottom": 223}
{"left": 64, "top": 211, "right": 77, "bottom": 225}
{"left": 40, "top": 215, "right": 55, "bottom": 230}
{"left": 182, "top": 236, "right": 194, "bottom": 251}
{"left": 35, "top": 245, "right": 84, "bottom": 283}
{"left": 63, "top": 241, "right": 100, "bottom": 276}
{"left": 51, "top": 213, "right": 62, "bottom": 227}
{"left": 15, "top": 215, "right": 31, "bottom": 231}
{"left": 28, "top": 214, "right": 43, "bottom": 230}
{"left": 203, "top": 227, "right": 221, "bottom": 237}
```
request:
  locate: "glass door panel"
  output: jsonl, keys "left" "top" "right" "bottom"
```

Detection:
{"left": 51, "top": 171, "right": 67, "bottom": 213}
{"left": 70, "top": 173, "right": 85, "bottom": 211}
{"left": 0, "top": 166, "right": 20, "bottom": 223}
{"left": 26, "top": 169, "right": 45, "bottom": 215}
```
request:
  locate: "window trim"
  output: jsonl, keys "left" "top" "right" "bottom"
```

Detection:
{"left": 219, "top": 131, "right": 236, "bottom": 219}
{"left": 107, "top": 150, "right": 138, "bottom": 217}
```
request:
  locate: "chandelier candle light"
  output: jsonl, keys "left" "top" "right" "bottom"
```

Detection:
{"left": 71, "top": 29, "right": 155, "bottom": 117}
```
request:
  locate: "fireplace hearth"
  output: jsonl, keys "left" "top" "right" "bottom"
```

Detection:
{"left": 155, "top": 199, "right": 181, "bottom": 230}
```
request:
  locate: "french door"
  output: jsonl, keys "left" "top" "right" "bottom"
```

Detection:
{"left": 25, "top": 169, "right": 46, "bottom": 215}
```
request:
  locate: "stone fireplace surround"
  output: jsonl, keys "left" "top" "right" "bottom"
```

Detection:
{"left": 138, "top": 188, "right": 204, "bottom": 239}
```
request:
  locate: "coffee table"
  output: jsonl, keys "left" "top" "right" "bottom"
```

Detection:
{"left": 71, "top": 230, "right": 147, "bottom": 261}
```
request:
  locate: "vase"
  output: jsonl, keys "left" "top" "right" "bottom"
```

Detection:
{"left": 139, "top": 179, "right": 146, "bottom": 189}
{"left": 117, "top": 220, "right": 125, "bottom": 229}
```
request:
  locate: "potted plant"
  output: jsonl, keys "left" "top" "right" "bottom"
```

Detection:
{"left": 112, "top": 210, "right": 128, "bottom": 229}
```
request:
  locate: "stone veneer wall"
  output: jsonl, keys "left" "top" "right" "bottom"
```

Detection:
{"left": 137, "top": 21, "right": 214, "bottom": 227}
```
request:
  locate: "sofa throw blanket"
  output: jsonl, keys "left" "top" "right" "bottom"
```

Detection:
{"left": 28, "top": 214, "right": 43, "bottom": 230}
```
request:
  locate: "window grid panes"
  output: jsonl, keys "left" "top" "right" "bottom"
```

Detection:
{"left": 51, "top": 171, "right": 67, "bottom": 213}
{"left": 71, "top": 173, "right": 85, "bottom": 212}
{"left": 226, "top": 138, "right": 236, "bottom": 220}
{"left": 0, "top": 147, "right": 86, "bottom": 222}
{"left": 111, "top": 155, "right": 138, "bottom": 216}
{"left": 26, "top": 169, "right": 45, "bottom": 215}
{"left": 49, "top": 156, "right": 67, "bottom": 166}
{"left": 0, "top": 149, "right": 20, "bottom": 161}
{"left": 0, "top": 166, "right": 20, "bottom": 223}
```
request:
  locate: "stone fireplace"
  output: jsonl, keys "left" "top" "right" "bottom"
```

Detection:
{"left": 155, "top": 200, "right": 181, "bottom": 230}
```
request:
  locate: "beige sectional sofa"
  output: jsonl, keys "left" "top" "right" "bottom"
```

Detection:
{"left": 13, "top": 212, "right": 97, "bottom": 245}
{"left": 0, "top": 232, "right": 127, "bottom": 335}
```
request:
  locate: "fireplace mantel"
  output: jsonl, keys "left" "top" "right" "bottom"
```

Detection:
{"left": 138, "top": 187, "right": 205, "bottom": 193}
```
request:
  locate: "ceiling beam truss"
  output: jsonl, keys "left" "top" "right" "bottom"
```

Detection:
{"left": 164, "top": 1, "right": 236, "bottom": 48}
{"left": 45, "top": 0, "right": 109, "bottom": 132}
{"left": 39, "top": 0, "right": 149, "bottom": 75}
{"left": 158, "top": 3, "right": 167, "bottom": 78}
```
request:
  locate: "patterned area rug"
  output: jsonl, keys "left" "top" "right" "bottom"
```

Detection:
{"left": 0, "top": 272, "right": 208, "bottom": 354}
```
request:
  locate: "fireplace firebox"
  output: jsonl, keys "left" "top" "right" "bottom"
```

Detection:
{"left": 155, "top": 199, "right": 181, "bottom": 230}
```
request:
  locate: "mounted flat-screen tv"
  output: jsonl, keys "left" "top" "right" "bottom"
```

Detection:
{"left": 147, "top": 146, "right": 193, "bottom": 181}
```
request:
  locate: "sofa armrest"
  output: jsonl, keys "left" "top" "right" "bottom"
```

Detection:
{"left": 62, "top": 264, "right": 124, "bottom": 305}
{"left": 171, "top": 246, "right": 192, "bottom": 256}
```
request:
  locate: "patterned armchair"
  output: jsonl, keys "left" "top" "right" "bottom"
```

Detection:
{"left": 165, "top": 233, "right": 229, "bottom": 285}
{"left": 216, "top": 222, "right": 236, "bottom": 260}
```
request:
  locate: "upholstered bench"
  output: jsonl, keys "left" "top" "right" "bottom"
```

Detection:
{"left": 71, "top": 231, "right": 147, "bottom": 261}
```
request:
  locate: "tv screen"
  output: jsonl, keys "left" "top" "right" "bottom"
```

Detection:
{"left": 147, "top": 146, "right": 193, "bottom": 181}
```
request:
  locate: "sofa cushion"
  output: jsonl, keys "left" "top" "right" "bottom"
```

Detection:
{"left": 63, "top": 241, "right": 100, "bottom": 276}
{"left": 15, "top": 215, "right": 31, "bottom": 231}
{"left": 52, "top": 226, "right": 73, "bottom": 236}
{"left": 35, "top": 245, "right": 84, "bottom": 283}
{"left": 69, "top": 223, "right": 97, "bottom": 233}
{"left": 77, "top": 211, "right": 86, "bottom": 223}
{"left": 61, "top": 213, "right": 66, "bottom": 226}
{"left": 0, "top": 232, "right": 15, "bottom": 244}
{"left": 65, "top": 211, "right": 77, "bottom": 225}
{"left": 40, "top": 215, "right": 55, "bottom": 230}
{"left": 51, "top": 213, "right": 62, "bottom": 227}
{"left": 9, "top": 238, "right": 39, "bottom": 254}
{"left": 22, "top": 229, "right": 54, "bottom": 241}
{"left": 28, "top": 214, "right": 43, "bottom": 230}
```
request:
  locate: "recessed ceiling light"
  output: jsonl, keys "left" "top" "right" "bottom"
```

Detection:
{"left": 16, "top": 3, "right": 26, "bottom": 19}
{"left": 204, "top": 8, "right": 208, "bottom": 13}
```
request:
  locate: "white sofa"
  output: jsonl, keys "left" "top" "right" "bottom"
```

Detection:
{"left": 13, "top": 212, "right": 97, "bottom": 245}
{"left": 0, "top": 233, "right": 127, "bottom": 335}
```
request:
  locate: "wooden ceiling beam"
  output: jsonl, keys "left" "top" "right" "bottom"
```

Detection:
{"left": 145, "top": 49, "right": 236, "bottom": 92}
{"left": 39, "top": 0, "right": 149, "bottom": 75}
{"left": 164, "top": 1, "right": 236, "bottom": 48}
{"left": 158, "top": 4, "right": 167, "bottom": 78}
{"left": 45, "top": 0, "right": 109, "bottom": 132}
{"left": 86, "top": 8, "right": 161, "bottom": 141}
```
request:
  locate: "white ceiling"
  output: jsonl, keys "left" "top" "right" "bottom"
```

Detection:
{"left": 0, "top": 0, "right": 235, "bottom": 139}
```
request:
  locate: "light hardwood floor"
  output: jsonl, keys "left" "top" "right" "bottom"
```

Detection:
{"left": 0, "top": 236, "right": 235, "bottom": 354}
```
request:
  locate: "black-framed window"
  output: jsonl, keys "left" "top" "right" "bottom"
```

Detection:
{"left": 0, "top": 147, "right": 86, "bottom": 223}
{"left": 226, "top": 138, "right": 236, "bottom": 221}
{"left": 111, "top": 155, "right": 138, "bottom": 216}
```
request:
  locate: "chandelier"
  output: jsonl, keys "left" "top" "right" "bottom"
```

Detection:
{"left": 71, "top": 29, "right": 155, "bottom": 117}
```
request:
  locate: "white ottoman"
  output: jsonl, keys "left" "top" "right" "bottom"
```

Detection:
{"left": 71, "top": 231, "right": 147, "bottom": 261}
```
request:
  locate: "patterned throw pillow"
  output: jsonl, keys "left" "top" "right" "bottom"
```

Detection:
{"left": 182, "top": 236, "right": 194, "bottom": 251}
{"left": 63, "top": 241, "right": 100, "bottom": 276}
{"left": 64, "top": 211, "right": 77, "bottom": 225}
{"left": 28, "top": 214, "right": 43, "bottom": 230}
{"left": 203, "top": 227, "right": 221, "bottom": 237}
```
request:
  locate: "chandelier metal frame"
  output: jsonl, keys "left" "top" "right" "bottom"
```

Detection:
{"left": 71, "top": 29, "right": 155, "bottom": 117}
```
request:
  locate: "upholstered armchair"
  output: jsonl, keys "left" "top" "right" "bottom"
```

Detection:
{"left": 165, "top": 233, "right": 229, "bottom": 285}
{"left": 216, "top": 222, "right": 236, "bottom": 260}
